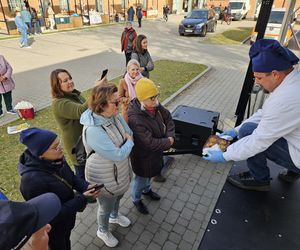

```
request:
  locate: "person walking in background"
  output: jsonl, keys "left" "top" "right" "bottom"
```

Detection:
{"left": 118, "top": 59, "right": 143, "bottom": 122}
{"left": 0, "top": 55, "right": 16, "bottom": 117}
{"left": 128, "top": 78, "right": 175, "bottom": 214}
{"left": 136, "top": 5, "right": 143, "bottom": 27}
{"left": 127, "top": 6, "right": 135, "bottom": 21}
{"left": 18, "top": 128, "right": 100, "bottom": 250}
{"left": 132, "top": 35, "right": 154, "bottom": 78}
{"left": 50, "top": 69, "right": 107, "bottom": 180}
{"left": 31, "top": 8, "right": 42, "bottom": 34}
{"left": 14, "top": 7, "right": 31, "bottom": 48}
{"left": 163, "top": 5, "right": 170, "bottom": 21}
{"left": 47, "top": 3, "right": 55, "bottom": 30}
{"left": 121, "top": 21, "right": 137, "bottom": 66}
{"left": 80, "top": 83, "right": 134, "bottom": 247}
{"left": 21, "top": 7, "right": 32, "bottom": 35}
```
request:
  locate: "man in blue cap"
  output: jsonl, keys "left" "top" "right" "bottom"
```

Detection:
{"left": 203, "top": 39, "right": 300, "bottom": 191}
{"left": 0, "top": 192, "right": 61, "bottom": 250}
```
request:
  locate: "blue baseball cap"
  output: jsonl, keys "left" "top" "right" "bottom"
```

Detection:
{"left": 0, "top": 193, "right": 61, "bottom": 250}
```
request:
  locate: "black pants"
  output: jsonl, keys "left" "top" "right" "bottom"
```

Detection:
{"left": 125, "top": 51, "right": 132, "bottom": 66}
{"left": 138, "top": 18, "right": 142, "bottom": 27}
{"left": 0, "top": 91, "right": 13, "bottom": 114}
{"left": 49, "top": 226, "right": 72, "bottom": 250}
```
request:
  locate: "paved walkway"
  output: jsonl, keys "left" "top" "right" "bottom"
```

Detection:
{"left": 0, "top": 15, "right": 254, "bottom": 125}
{"left": 1, "top": 15, "right": 254, "bottom": 249}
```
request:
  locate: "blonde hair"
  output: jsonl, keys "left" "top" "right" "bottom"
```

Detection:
{"left": 127, "top": 59, "right": 140, "bottom": 71}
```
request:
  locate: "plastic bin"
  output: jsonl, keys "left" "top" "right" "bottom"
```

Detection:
{"left": 18, "top": 108, "right": 35, "bottom": 120}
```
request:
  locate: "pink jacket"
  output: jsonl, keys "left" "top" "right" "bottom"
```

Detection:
{"left": 0, "top": 55, "right": 15, "bottom": 94}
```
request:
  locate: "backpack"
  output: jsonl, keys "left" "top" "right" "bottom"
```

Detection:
{"left": 72, "top": 135, "right": 95, "bottom": 167}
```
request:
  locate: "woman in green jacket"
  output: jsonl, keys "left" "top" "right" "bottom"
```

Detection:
{"left": 51, "top": 69, "right": 106, "bottom": 179}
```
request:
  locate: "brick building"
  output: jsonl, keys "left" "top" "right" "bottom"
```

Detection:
{"left": 0, "top": 0, "right": 170, "bottom": 34}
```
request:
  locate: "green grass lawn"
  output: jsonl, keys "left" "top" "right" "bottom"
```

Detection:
{"left": 0, "top": 59, "right": 207, "bottom": 201}
{"left": 203, "top": 27, "right": 253, "bottom": 45}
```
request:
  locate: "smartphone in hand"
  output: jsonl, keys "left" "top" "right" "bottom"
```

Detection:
{"left": 87, "top": 184, "right": 104, "bottom": 192}
{"left": 100, "top": 69, "right": 108, "bottom": 80}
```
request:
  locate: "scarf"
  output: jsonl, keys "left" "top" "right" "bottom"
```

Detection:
{"left": 124, "top": 72, "right": 143, "bottom": 100}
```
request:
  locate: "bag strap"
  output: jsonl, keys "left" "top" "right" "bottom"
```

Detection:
{"left": 157, "top": 110, "right": 167, "bottom": 135}
{"left": 22, "top": 168, "right": 74, "bottom": 191}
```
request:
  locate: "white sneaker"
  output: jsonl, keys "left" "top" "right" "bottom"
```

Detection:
{"left": 109, "top": 214, "right": 131, "bottom": 227}
{"left": 96, "top": 230, "right": 118, "bottom": 248}
{"left": 7, "top": 110, "right": 17, "bottom": 115}
{"left": 24, "top": 46, "right": 32, "bottom": 49}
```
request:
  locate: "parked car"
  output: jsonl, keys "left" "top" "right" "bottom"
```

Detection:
{"left": 250, "top": 8, "right": 296, "bottom": 45}
{"left": 213, "top": 6, "right": 222, "bottom": 20}
{"left": 178, "top": 9, "right": 217, "bottom": 37}
{"left": 229, "top": 0, "right": 250, "bottom": 20}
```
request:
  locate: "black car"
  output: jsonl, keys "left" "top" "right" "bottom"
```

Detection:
{"left": 178, "top": 9, "right": 217, "bottom": 37}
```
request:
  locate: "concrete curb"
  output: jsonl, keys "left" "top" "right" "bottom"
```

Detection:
{"left": 162, "top": 65, "right": 212, "bottom": 109}
{"left": 241, "top": 35, "right": 251, "bottom": 44}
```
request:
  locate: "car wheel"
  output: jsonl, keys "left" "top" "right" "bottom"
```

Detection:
{"left": 200, "top": 25, "right": 207, "bottom": 37}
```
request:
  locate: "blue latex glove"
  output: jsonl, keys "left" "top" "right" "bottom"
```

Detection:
{"left": 202, "top": 150, "right": 226, "bottom": 163}
{"left": 220, "top": 128, "right": 238, "bottom": 139}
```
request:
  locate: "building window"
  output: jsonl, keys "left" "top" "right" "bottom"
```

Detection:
{"left": 60, "top": 0, "right": 69, "bottom": 11}
{"left": 96, "top": 0, "right": 103, "bottom": 13}
{"left": 8, "top": 0, "right": 23, "bottom": 11}
{"left": 142, "top": 0, "right": 147, "bottom": 9}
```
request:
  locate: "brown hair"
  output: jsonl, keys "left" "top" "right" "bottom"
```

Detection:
{"left": 89, "top": 83, "right": 118, "bottom": 114}
{"left": 50, "top": 69, "right": 72, "bottom": 98}
{"left": 134, "top": 34, "right": 147, "bottom": 54}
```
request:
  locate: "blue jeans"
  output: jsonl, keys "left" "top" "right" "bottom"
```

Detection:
{"left": 131, "top": 175, "right": 151, "bottom": 202}
{"left": 33, "top": 21, "right": 42, "bottom": 33}
{"left": 19, "top": 29, "right": 28, "bottom": 46}
{"left": 97, "top": 194, "right": 123, "bottom": 232}
{"left": 239, "top": 122, "right": 300, "bottom": 181}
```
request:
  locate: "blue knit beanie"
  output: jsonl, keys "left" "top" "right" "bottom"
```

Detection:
{"left": 249, "top": 39, "right": 299, "bottom": 72}
{"left": 20, "top": 128, "right": 57, "bottom": 157}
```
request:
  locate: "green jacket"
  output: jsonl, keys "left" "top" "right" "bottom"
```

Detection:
{"left": 52, "top": 90, "right": 87, "bottom": 166}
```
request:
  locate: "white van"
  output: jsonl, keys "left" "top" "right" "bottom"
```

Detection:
{"left": 229, "top": 0, "right": 250, "bottom": 20}
{"left": 250, "top": 8, "right": 296, "bottom": 45}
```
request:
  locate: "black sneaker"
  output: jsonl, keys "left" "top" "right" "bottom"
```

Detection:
{"left": 133, "top": 200, "right": 149, "bottom": 214}
{"left": 142, "top": 189, "right": 161, "bottom": 200}
{"left": 227, "top": 171, "right": 270, "bottom": 191}
{"left": 278, "top": 170, "right": 300, "bottom": 183}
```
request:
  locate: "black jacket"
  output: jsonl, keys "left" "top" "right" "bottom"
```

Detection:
{"left": 128, "top": 99, "right": 175, "bottom": 177}
{"left": 18, "top": 150, "right": 89, "bottom": 237}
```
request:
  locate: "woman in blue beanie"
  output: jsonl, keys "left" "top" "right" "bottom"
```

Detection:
{"left": 18, "top": 127, "right": 101, "bottom": 250}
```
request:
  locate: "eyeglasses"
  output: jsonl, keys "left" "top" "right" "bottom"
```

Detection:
{"left": 150, "top": 94, "right": 160, "bottom": 101}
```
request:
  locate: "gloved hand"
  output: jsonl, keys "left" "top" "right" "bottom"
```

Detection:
{"left": 202, "top": 150, "right": 226, "bottom": 163}
{"left": 220, "top": 128, "right": 238, "bottom": 139}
